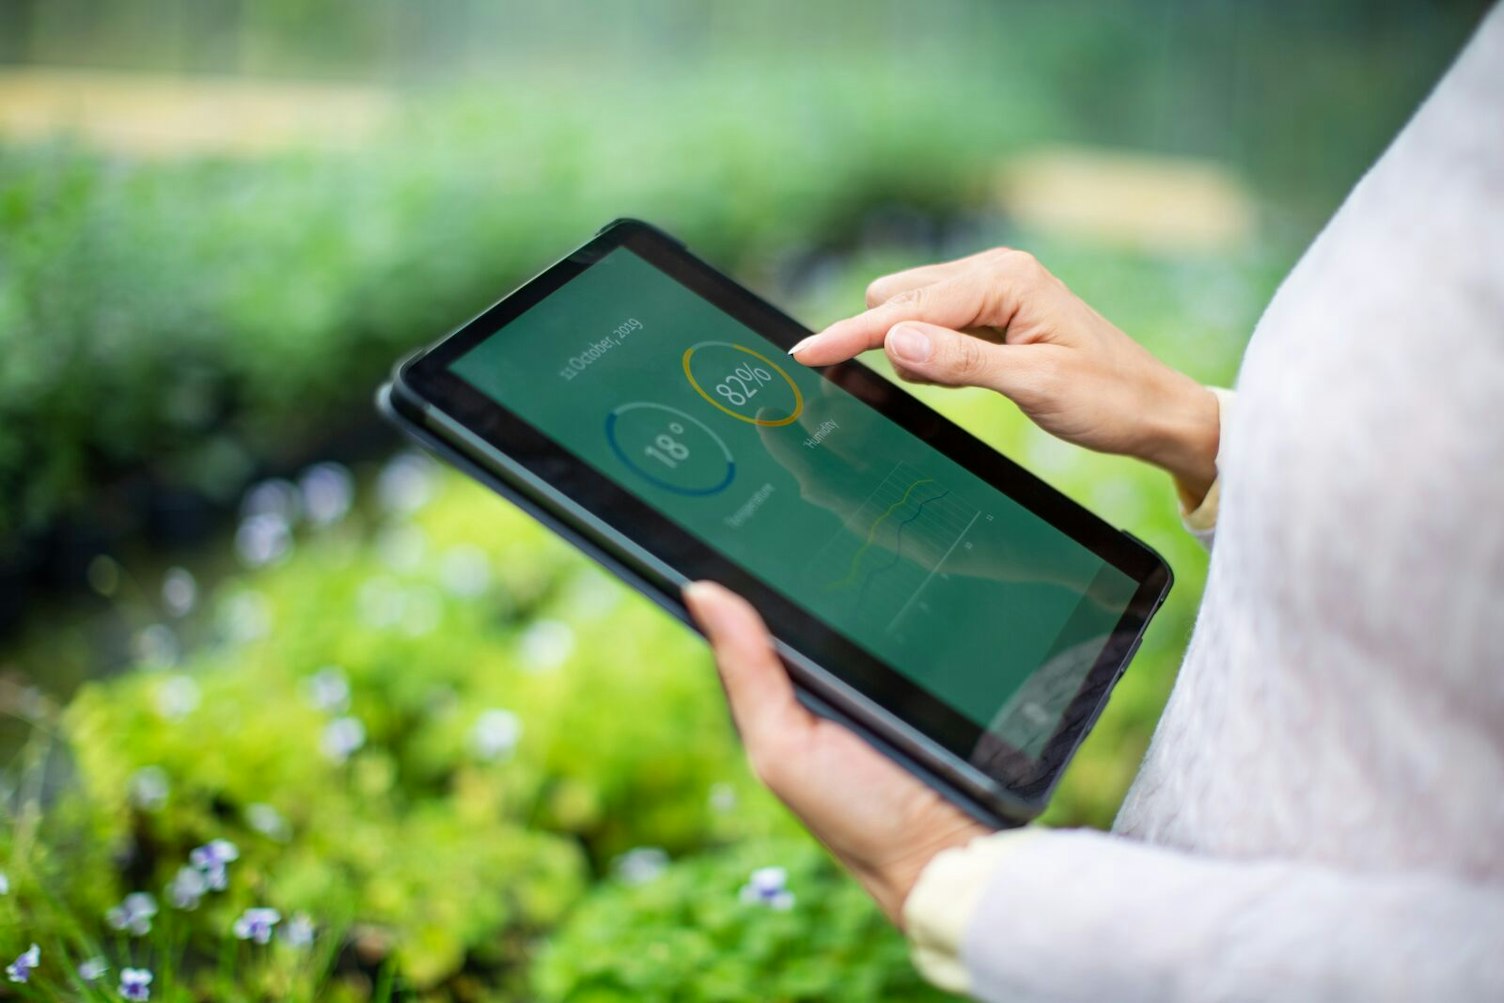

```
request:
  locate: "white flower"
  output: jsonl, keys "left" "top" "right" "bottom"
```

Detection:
{"left": 613, "top": 847, "right": 670, "bottom": 885}
{"left": 438, "top": 546, "right": 491, "bottom": 598}
{"left": 236, "top": 513, "right": 292, "bottom": 567}
{"left": 400, "top": 586, "right": 442, "bottom": 637}
{"left": 356, "top": 577, "right": 406, "bottom": 629}
{"left": 156, "top": 675, "right": 200, "bottom": 720}
{"left": 282, "top": 913, "right": 316, "bottom": 948}
{"left": 78, "top": 957, "right": 108, "bottom": 982}
{"left": 376, "top": 524, "right": 427, "bottom": 572}
{"left": 471, "top": 709, "right": 522, "bottom": 762}
{"left": 321, "top": 717, "right": 366, "bottom": 763}
{"left": 518, "top": 620, "right": 575, "bottom": 672}
{"left": 129, "top": 767, "right": 170, "bottom": 811}
{"left": 376, "top": 452, "right": 436, "bottom": 515}
{"left": 168, "top": 865, "right": 208, "bottom": 909}
{"left": 245, "top": 802, "right": 291, "bottom": 841}
{"left": 241, "top": 479, "right": 301, "bottom": 523}
{"left": 132, "top": 624, "right": 179, "bottom": 667}
{"left": 564, "top": 569, "right": 620, "bottom": 616}
{"left": 162, "top": 566, "right": 197, "bottom": 617}
{"left": 219, "top": 590, "right": 272, "bottom": 643}
{"left": 305, "top": 666, "right": 351, "bottom": 713}
{"left": 709, "top": 782, "right": 737, "bottom": 814}
{"left": 0, "top": 871, "right": 8, "bottom": 894}
{"left": 299, "top": 462, "right": 353, "bottom": 526}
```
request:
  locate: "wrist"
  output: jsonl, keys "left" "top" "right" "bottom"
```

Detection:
{"left": 1136, "top": 373, "right": 1220, "bottom": 507}
{"left": 853, "top": 823, "right": 992, "bottom": 930}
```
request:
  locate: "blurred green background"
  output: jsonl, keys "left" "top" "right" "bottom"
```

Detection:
{"left": 0, "top": 1, "right": 1490, "bottom": 999}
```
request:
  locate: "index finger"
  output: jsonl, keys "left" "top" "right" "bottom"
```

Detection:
{"left": 791, "top": 273, "right": 997, "bottom": 366}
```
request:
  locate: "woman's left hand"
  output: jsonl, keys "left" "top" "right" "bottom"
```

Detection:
{"left": 683, "top": 580, "right": 990, "bottom": 927}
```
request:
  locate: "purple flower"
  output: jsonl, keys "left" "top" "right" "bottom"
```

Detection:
{"left": 233, "top": 907, "right": 281, "bottom": 944}
{"left": 738, "top": 866, "right": 795, "bottom": 910}
{"left": 0, "top": 871, "right": 9, "bottom": 894}
{"left": 119, "top": 967, "right": 153, "bottom": 1001}
{"left": 78, "top": 957, "right": 108, "bottom": 982}
{"left": 189, "top": 839, "right": 240, "bottom": 891}
{"left": 6, "top": 944, "right": 39, "bottom": 984}
{"left": 107, "top": 892, "right": 159, "bottom": 936}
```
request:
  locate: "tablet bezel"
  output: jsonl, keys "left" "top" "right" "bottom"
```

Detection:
{"left": 397, "top": 218, "right": 1171, "bottom": 808}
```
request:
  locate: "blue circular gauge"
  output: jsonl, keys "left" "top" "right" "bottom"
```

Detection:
{"left": 605, "top": 402, "right": 736, "bottom": 496}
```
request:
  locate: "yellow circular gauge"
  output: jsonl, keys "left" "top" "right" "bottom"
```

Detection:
{"left": 682, "top": 341, "right": 804, "bottom": 426}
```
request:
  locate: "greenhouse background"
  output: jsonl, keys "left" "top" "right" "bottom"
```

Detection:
{"left": 0, "top": 0, "right": 1490, "bottom": 999}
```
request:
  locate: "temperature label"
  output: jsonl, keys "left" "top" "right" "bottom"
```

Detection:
{"left": 682, "top": 341, "right": 804, "bottom": 427}
{"left": 604, "top": 402, "right": 736, "bottom": 497}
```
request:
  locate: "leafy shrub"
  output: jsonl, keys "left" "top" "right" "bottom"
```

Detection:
{"left": 0, "top": 458, "right": 848, "bottom": 999}
{"left": 534, "top": 837, "right": 953, "bottom": 1002}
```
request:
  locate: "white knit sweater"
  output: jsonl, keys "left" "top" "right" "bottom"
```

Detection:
{"left": 904, "top": 6, "right": 1504, "bottom": 999}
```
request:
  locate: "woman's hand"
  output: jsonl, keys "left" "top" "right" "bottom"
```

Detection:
{"left": 789, "top": 248, "right": 1221, "bottom": 507}
{"left": 683, "top": 580, "right": 989, "bottom": 928}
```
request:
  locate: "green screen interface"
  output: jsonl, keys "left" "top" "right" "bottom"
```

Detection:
{"left": 452, "top": 248, "right": 1137, "bottom": 754}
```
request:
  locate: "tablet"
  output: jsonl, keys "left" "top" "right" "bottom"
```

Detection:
{"left": 379, "top": 218, "right": 1172, "bottom": 828}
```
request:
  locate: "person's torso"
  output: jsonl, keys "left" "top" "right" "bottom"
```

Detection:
{"left": 1114, "top": 6, "right": 1504, "bottom": 882}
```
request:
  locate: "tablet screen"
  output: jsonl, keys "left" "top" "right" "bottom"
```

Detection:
{"left": 448, "top": 245, "right": 1141, "bottom": 759}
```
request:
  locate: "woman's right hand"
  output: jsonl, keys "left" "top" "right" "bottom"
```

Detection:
{"left": 788, "top": 249, "right": 1221, "bottom": 506}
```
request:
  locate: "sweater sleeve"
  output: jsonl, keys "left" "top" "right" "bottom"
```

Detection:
{"left": 949, "top": 828, "right": 1504, "bottom": 1002}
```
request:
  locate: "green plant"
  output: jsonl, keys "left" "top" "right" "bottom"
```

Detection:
{"left": 533, "top": 837, "right": 956, "bottom": 1002}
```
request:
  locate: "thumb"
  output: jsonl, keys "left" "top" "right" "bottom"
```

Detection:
{"left": 884, "top": 322, "right": 1030, "bottom": 397}
{"left": 682, "top": 581, "right": 814, "bottom": 766}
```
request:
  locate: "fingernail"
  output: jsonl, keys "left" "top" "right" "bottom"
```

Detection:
{"left": 888, "top": 325, "right": 932, "bottom": 363}
{"left": 787, "top": 335, "right": 816, "bottom": 357}
{"left": 683, "top": 580, "right": 714, "bottom": 616}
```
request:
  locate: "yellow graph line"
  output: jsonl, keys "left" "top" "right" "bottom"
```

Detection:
{"left": 826, "top": 478, "right": 936, "bottom": 590}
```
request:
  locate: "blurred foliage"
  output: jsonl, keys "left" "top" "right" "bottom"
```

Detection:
{"left": 0, "top": 0, "right": 1488, "bottom": 543}
{"left": 1, "top": 0, "right": 1490, "bottom": 997}
{"left": 534, "top": 839, "right": 948, "bottom": 1002}
{"left": 0, "top": 231, "right": 1268, "bottom": 996}
{"left": 0, "top": 80, "right": 997, "bottom": 542}
{"left": 1, "top": 462, "right": 822, "bottom": 999}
